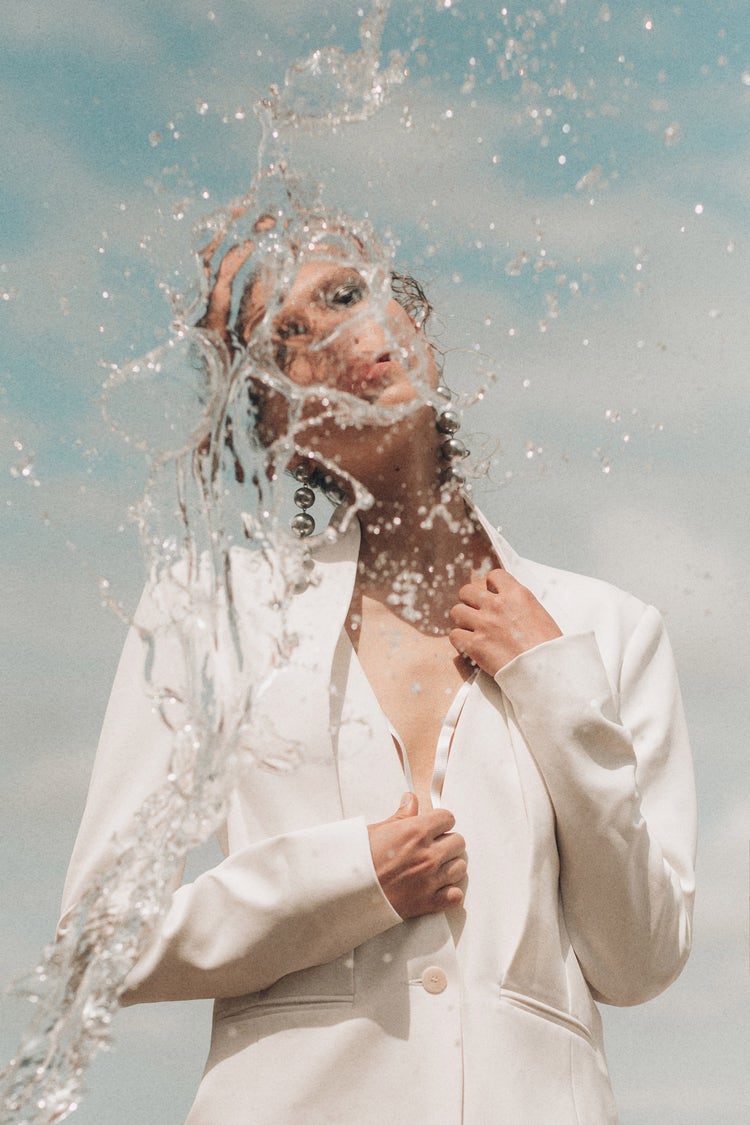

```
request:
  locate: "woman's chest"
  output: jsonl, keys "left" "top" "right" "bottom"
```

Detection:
{"left": 227, "top": 623, "right": 556, "bottom": 875}
{"left": 346, "top": 599, "right": 472, "bottom": 807}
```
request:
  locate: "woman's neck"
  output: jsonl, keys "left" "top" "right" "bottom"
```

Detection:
{"left": 352, "top": 481, "right": 493, "bottom": 633}
{"left": 310, "top": 406, "right": 493, "bottom": 627}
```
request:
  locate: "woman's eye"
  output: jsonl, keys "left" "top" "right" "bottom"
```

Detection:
{"left": 326, "top": 281, "right": 366, "bottom": 308}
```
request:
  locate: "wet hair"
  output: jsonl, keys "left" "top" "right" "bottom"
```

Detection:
{"left": 389, "top": 272, "right": 433, "bottom": 329}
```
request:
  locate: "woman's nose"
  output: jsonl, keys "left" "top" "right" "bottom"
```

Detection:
{"left": 349, "top": 319, "right": 390, "bottom": 357}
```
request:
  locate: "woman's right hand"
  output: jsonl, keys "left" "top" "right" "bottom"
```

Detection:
{"left": 195, "top": 222, "right": 255, "bottom": 352}
{"left": 367, "top": 793, "right": 466, "bottom": 918}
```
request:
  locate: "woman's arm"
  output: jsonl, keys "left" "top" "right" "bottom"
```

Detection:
{"left": 494, "top": 606, "right": 696, "bottom": 1006}
{"left": 119, "top": 816, "right": 400, "bottom": 1004}
{"left": 60, "top": 575, "right": 465, "bottom": 1007}
{"left": 59, "top": 577, "right": 400, "bottom": 1005}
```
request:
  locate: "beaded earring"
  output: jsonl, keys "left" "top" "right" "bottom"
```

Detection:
{"left": 436, "top": 384, "right": 469, "bottom": 485}
{"left": 290, "top": 465, "right": 316, "bottom": 537}
{"left": 290, "top": 466, "right": 347, "bottom": 537}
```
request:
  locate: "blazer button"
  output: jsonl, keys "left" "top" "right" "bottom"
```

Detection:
{"left": 422, "top": 966, "right": 448, "bottom": 994}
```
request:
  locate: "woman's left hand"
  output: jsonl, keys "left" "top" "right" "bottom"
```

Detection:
{"left": 448, "top": 568, "right": 562, "bottom": 676}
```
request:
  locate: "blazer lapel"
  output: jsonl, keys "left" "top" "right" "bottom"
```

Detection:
{"left": 331, "top": 632, "right": 410, "bottom": 822}
{"left": 227, "top": 525, "right": 360, "bottom": 834}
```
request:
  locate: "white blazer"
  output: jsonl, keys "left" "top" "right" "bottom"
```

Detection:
{"left": 60, "top": 513, "right": 696, "bottom": 1124}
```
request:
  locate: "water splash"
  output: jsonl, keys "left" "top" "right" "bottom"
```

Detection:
{"left": 268, "top": 0, "right": 406, "bottom": 129}
{"left": 0, "top": 3, "right": 426, "bottom": 1120}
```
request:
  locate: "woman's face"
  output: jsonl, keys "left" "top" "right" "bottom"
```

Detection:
{"left": 242, "top": 257, "right": 438, "bottom": 410}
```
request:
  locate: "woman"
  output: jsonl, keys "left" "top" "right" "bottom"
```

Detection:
{"left": 60, "top": 213, "right": 696, "bottom": 1123}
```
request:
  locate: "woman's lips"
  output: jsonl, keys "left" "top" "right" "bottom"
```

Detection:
{"left": 341, "top": 354, "right": 397, "bottom": 399}
{"left": 367, "top": 354, "right": 396, "bottom": 379}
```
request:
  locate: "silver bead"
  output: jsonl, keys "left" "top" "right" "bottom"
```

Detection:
{"left": 440, "top": 437, "right": 468, "bottom": 461}
{"left": 293, "top": 485, "right": 315, "bottom": 510}
{"left": 291, "top": 512, "right": 315, "bottom": 537}
{"left": 436, "top": 408, "right": 461, "bottom": 436}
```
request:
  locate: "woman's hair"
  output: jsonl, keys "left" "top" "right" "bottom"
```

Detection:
{"left": 389, "top": 272, "right": 433, "bottom": 329}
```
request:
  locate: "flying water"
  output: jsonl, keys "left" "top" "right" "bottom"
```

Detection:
{"left": 0, "top": 3, "right": 426, "bottom": 1121}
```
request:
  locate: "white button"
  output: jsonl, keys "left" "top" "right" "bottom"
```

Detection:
{"left": 422, "top": 966, "right": 448, "bottom": 994}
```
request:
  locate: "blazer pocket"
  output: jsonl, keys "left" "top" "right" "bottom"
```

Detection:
{"left": 498, "top": 987, "right": 594, "bottom": 1044}
{"left": 215, "top": 953, "right": 355, "bottom": 1022}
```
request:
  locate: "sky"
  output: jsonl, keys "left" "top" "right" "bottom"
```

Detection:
{"left": 1, "top": 1, "right": 749, "bottom": 1121}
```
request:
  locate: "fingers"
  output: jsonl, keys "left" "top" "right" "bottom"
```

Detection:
{"left": 447, "top": 597, "right": 480, "bottom": 664}
{"left": 435, "top": 884, "right": 465, "bottom": 909}
{"left": 199, "top": 229, "right": 229, "bottom": 276}
{"left": 387, "top": 799, "right": 456, "bottom": 840}
{"left": 449, "top": 568, "right": 563, "bottom": 675}
{"left": 437, "top": 855, "right": 468, "bottom": 887}
{"left": 455, "top": 568, "right": 506, "bottom": 610}
{"left": 392, "top": 792, "right": 420, "bottom": 821}
{"left": 484, "top": 568, "right": 507, "bottom": 595}
{"left": 197, "top": 240, "right": 255, "bottom": 340}
{"left": 455, "top": 582, "right": 484, "bottom": 610}
{"left": 390, "top": 806, "right": 463, "bottom": 860}
{"left": 422, "top": 806, "right": 456, "bottom": 838}
{"left": 368, "top": 805, "right": 466, "bottom": 919}
{"left": 415, "top": 840, "right": 467, "bottom": 914}
{"left": 198, "top": 200, "right": 254, "bottom": 273}
{"left": 448, "top": 602, "right": 477, "bottom": 631}
{"left": 435, "top": 827, "right": 466, "bottom": 864}
{"left": 426, "top": 852, "right": 467, "bottom": 912}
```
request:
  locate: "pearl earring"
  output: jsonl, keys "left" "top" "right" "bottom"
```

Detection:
{"left": 291, "top": 465, "right": 316, "bottom": 537}
{"left": 436, "top": 385, "right": 469, "bottom": 485}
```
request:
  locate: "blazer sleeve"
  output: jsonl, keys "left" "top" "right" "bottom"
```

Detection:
{"left": 494, "top": 604, "right": 696, "bottom": 1006}
{"left": 59, "top": 580, "right": 401, "bottom": 1007}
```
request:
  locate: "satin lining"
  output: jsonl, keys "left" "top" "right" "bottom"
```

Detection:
{"left": 388, "top": 671, "right": 477, "bottom": 809}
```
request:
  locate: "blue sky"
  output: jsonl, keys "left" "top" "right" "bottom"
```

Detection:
{"left": 2, "top": 2, "right": 749, "bottom": 1121}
